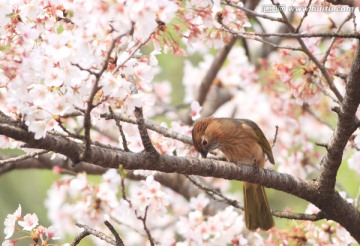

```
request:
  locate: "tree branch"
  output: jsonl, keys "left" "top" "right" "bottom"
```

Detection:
{"left": 322, "top": 12, "right": 353, "bottom": 65}
{"left": 0, "top": 150, "right": 49, "bottom": 166}
{"left": 81, "top": 33, "right": 127, "bottom": 160}
{"left": 1, "top": 116, "right": 360, "bottom": 241}
{"left": 104, "top": 220, "right": 124, "bottom": 246}
{"left": 71, "top": 230, "right": 90, "bottom": 246}
{"left": 185, "top": 174, "right": 325, "bottom": 221}
{"left": 75, "top": 223, "right": 116, "bottom": 245}
{"left": 223, "top": 0, "right": 286, "bottom": 23}
{"left": 318, "top": 41, "right": 360, "bottom": 191}
{"left": 102, "top": 112, "right": 193, "bottom": 145}
{"left": 270, "top": 0, "right": 344, "bottom": 103}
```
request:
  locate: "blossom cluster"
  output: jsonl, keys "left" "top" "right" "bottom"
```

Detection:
{"left": 3, "top": 204, "right": 59, "bottom": 246}
{"left": 0, "top": 0, "right": 178, "bottom": 141}
{"left": 266, "top": 203, "right": 355, "bottom": 245}
{"left": 43, "top": 169, "right": 263, "bottom": 245}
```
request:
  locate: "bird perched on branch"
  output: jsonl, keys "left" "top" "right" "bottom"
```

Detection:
{"left": 192, "top": 117, "right": 275, "bottom": 231}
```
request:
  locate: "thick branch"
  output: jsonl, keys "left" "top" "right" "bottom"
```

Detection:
{"left": 2, "top": 119, "right": 360, "bottom": 241}
{"left": 0, "top": 121, "right": 316, "bottom": 201}
{"left": 318, "top": 41, "right": 360, "bottom": 190}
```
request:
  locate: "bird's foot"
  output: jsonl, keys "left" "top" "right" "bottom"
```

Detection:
{"left": 252, "top": 158, "right": 260, "bottom": 173}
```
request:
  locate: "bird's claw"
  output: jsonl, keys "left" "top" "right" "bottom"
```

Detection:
{"left": 253, "top": 158, "right": 260, "bottom": 173}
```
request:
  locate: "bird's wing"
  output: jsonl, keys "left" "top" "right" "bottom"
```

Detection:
{"left": 236, "top": 119, "right": 275, "bottom": 165}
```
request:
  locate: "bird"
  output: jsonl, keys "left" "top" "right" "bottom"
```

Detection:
{"left": 192, "top": 117, "right": 275, "bottom": 231}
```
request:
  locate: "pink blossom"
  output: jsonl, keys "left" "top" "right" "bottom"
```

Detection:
{"left": 46, "top": 226, "right": 60, "bottom": 240}
{"left": 2, "top": 240, "right": 17, "bottom": 246}
{"left": 348, "top": 152, "right": 360, "bottom": 175}
{"left": 18, "top": 213, "right": 39, "bottom": 231}
{"left": 189, "top": 194, "right": 210, "bottom": 211}
{"left": 4, "top": 205, "right": 21, "bottom": 239}
{"left": 190, "top": 101, "right": 202, "bottom": 120}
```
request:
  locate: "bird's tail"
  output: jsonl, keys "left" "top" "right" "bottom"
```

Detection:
{"left": 243, "top": 182, "right": 274, "bottom": 231}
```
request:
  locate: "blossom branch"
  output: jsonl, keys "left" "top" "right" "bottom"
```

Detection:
{"left": 270, "top": 0, "right": 344, "bottom": 103}
{"left": 81, "top": 33, "right": 127, "bottom": 160}
{"left": 120, "top": 169, "right": 156, "bottom": 245}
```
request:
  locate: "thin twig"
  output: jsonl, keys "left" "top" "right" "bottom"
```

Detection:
{"left": 75, "top": 223, "right": 116, "bottom": 245}
{"left": 70, "top": 63, "right": 97, "bottom": 75}
{"left": 219, "top": 24, "right": 303, "bottom": 51}
{"left": 256, "top": 12, "right": 295, "bottom": 61}
{"left": 81, "top": 32, "right": 129, "bottom": 160}
{"left": 303, "top": 103, "right": 335, "bottom": 130}
{"left": 295, "top": 0, "right": 313, "bottom": 33}
{"left": 334, "top": 71, "right": 348, "bottom": 80}
{"left": 316, "top": 142, "right": 329, "bottom": 150}
{"left": 110, "top": 215, "right": 149, "bottom": 238}
{"left": 272, "top": 125, "right": 279, "bottom": 148}
{"left": 112, "top": 30, "right": 151, "bottom": 75}
{"left": 104, "top": 220, "right": 125, "bottom": 246}
{"left": 56, "top": 118, "right": 83, "bottom": 139}
{"left": 186, "top": 175, "right": 242, "bottom": 208}
{"left": 223, "top": 0, "right": 286, "bottom": 23}
{"left": 71, "top": 230, "right": 91, "bottom": 246}
{"left": 0, "top": 150, "right": 49, "bottom": 166}
{"left": 120, "top": 169, "right": 156, "bottom": 245}
{"left": 67, "top": 111, "right": 193, "bottom": 146}
{"left": 185, "top": 174, "right": 325, "bottom": 221}
{"left": 322, "top": 12, "right": 353, "bottom": 65}
{"left": 109, "top": 107, "right": 130, "bottom": 151}
{"left": 141, "top": 206, "right": 155, "bottom": 246}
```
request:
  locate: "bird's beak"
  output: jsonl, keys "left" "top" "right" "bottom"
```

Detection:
{"left": 201, "top": 151, "right": 208, "bottom": 158}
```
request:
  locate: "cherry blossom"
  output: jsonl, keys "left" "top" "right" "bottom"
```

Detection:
{"left": 4, "top": 205, "right": 21, "bottom": 239}
{"left": 190, "top": 101, "right": 202, "bottom": 121}
{"left": 18, "top": 213, "right": 39, "bottom": 231}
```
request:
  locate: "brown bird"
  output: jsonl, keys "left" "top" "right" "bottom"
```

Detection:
{"left": 192, "top": 117, "right": 275, "bottom": 231}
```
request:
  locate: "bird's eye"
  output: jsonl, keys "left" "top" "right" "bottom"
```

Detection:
{"left": 202, "top": 139, "right": 208, "bottom": 146}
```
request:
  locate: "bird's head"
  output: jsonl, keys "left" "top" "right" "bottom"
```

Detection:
{"left": 192, "top": 117, "right": 220, "bottom": 158}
